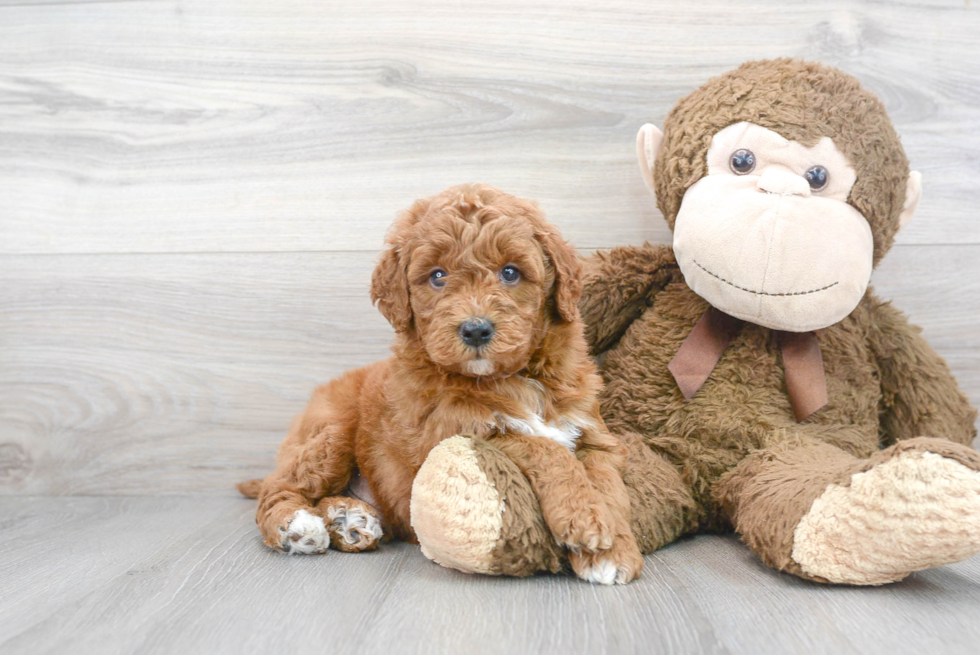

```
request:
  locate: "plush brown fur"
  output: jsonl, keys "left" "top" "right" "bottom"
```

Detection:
{"left": 653, "top": 58, "right": 909, "bottom": 265}
{"left": 576, "top": 60, "right": 978, "bottom": 580}
{"left": 240, "top": 184, "right": 641, "bottom": 577}
{"left": 471, "top": 438, "right": 566, "bottom": 576}
{"left": 584, "top": 242, "right": 977, "bottom": 566}
{"left": 714, "top": 436, "right": 980, "bottom": 581}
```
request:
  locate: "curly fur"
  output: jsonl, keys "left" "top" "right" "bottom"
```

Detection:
{"left": 240, "top": 184, "right": 640, "bottom": 575}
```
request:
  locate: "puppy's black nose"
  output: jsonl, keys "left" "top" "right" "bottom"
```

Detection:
{"left": 458, "top": 318, "right": 495, "bottom": 347}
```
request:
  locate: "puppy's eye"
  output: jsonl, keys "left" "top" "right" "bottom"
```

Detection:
{"left": 499, "top": 265, "right": 521, "bottom": 285}
{"left": 429, "top": 268, "right": 448, "bottom": 289}
{"left": 805, "top": 165, "right": 829, "bottom": 191}
{"left": 730, "top": 149, "right": 756, "bottom": 175}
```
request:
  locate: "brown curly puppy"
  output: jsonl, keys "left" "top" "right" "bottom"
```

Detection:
{"left": 238, "top": 184, "right": 642, "bottom": 582}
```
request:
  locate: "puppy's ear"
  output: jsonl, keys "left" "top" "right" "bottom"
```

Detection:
{"left": 537, "top": 228, "right": 582, "bottom": 323}
{"left": 371, "top": 246, "right": 412, "bottom": 332}
{"left": 372, "top": 197, "right": 433, "bottom": 332}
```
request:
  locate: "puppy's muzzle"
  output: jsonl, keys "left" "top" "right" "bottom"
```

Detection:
{"left": 458, "top": 318, "right": 495, "bottom": 348}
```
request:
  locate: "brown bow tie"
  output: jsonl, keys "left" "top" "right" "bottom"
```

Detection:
{"left": 667, "top": 307, "right": 828, "bottom": 422}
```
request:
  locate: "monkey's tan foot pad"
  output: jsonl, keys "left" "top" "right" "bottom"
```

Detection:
{"left": 278, "top": 509, "right": 331, "bottom": 555}
{"left": 411, "top": 435, "right": 564, "bottom": 577}
{"left": 317, "top": 497, "right": 384, "bottom": 553}
{"left": 791, "top": 449, "right": 980, "bottom": 585}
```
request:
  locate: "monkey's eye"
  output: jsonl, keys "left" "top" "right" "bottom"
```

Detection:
{"left": 729, "top": 149, "right": 756, "bottom": 175}
{"left": 429, "top": 268, "right": 448, "bottom": 289}
{"left": 805, "top": 165, "right": 829, "bottom": 191}
{"left": 499, "top": 265, "right": 521, "bottom": 285}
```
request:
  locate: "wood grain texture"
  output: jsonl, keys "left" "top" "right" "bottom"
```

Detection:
{"left": 0, "top": 0, "right": 979, "bottom": 254}
{"left": 0, "top": 251, "right": 392, "bottom": 494}
{"left": 1, "top": 496, "right": 979, "bottom": 655}
{"left": 1, "top": 245, "right": 977, "bottom": 495}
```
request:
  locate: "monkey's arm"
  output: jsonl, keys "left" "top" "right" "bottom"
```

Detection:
{"left": 868, "top": 295, "right": 977, "bottom": 447}
{"left": 580, "top": 243, "right": 679, "bottom": 356}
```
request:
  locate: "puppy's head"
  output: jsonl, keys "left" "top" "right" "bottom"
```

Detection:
{"left": 371, "top": 184, "right": 581, "bottom": 378}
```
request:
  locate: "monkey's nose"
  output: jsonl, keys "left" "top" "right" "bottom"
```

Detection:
{"left": 458, "top": 318, "right": 495, "bottom": 347}
{"left": 757, "top": 168, "right": 811, "bottom": 197}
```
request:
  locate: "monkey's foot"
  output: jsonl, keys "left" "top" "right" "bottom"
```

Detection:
{"left": 791, "top": 441, "right": 980, "bottom": 585}
{"left": 411, "top": 435, "right": 564, "bottom": 577}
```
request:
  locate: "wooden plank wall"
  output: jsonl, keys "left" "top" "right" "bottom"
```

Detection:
{"left": 1, "top": 0, "right": 978, "bottom": 495}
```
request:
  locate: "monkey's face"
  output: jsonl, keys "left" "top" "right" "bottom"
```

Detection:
{"left": 671, "top": 122, "right": 873, "bottom": 332}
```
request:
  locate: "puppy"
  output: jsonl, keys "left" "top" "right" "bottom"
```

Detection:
{"left": 239, "top": 183, "right": 643, "bottom": 583}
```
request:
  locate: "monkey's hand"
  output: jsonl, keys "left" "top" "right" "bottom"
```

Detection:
{"left": 581, "top": 243, "right": 679, "bottom": 356}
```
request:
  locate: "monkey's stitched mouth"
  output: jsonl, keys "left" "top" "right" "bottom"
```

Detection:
{"left": 693, "top": 260, "right": 838, "bottom": 297}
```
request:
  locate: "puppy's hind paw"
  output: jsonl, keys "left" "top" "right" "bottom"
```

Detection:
{"left": 318, "top": 497, "right": 384, "bottom": 553}
{"left": 278, "top": 509, "right": 330, "bottom": 555}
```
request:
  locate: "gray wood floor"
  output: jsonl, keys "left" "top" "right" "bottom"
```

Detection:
{"left": 2, "top": 496, "right": 980, "bottom": 655}
{"left": 3, "top": 1, "right": 980, "bottom": 653}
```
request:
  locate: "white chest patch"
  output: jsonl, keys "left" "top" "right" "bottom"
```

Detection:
{"left": 494, "top": 412, "right": 588, "bottom": 450}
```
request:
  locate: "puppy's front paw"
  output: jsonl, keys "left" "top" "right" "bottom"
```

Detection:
{"left": 549, "top": 500, "right": 615, "bottom": 553}
{"left": 569, "top": 533, "right": 643, "bottom": 585}
{"left": 278, "top": 509, "right": 330, "bottom": 555}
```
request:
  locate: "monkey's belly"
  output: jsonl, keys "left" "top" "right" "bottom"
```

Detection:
{"left": 598, "top": 283, "right": 881, "bottom": 524}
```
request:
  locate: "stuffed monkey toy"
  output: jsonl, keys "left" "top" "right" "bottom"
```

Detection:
{"left": 410, "top": 59, "right": 980, "bottom": 585}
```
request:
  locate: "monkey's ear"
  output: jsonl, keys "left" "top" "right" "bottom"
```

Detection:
{"left": 370, "top": 247, "right": 412, "bottom": 332}
{"left": 636, "top": 123, "right": 664, "bottom": 193}
{"left": 898, "top": 170, "right": 922, "bottom": 230}
{"left": 538, "top": 228, "right": 583, "bottom": 323}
